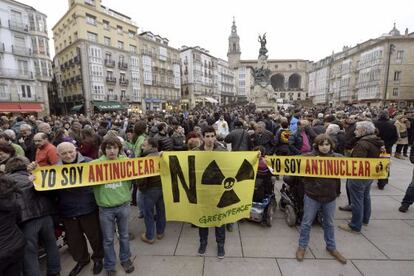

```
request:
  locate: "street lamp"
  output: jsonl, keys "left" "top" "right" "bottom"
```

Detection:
{"left": 383, "top": 43, "right": 395, "bottom": 106}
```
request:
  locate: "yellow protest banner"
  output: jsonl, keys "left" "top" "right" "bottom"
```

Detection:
{"left": 160, "top": 151, "right": 259, "bottom": 227}
{"left": 265, "top": 156, "right": 390, "bottom": 179}
{"left": 33, "top": 156, "right": 160, "bottom": 191}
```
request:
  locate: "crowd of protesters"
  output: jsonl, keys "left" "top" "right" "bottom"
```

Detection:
{"left": 1, "top": 102, "right": 414, "bottom": 275}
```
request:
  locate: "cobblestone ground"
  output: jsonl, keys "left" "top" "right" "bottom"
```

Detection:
{"left": 43, "top": 157, "right": 414, "bottom": 276}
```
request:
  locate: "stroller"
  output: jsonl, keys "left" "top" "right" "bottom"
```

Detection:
{"left": 249, "top": 154, "right": 277, "bottom": 227}
{"left": 279, "top": 175, "right": 323, "bottom": 227}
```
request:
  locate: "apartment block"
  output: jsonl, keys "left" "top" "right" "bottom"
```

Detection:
{"left": 0, "top": 0, "right": 52, "bottom": 115}
{"left": 52, "top": 0, "right": 140, "bottom": 114}
{"left": 309, "top": 24, "right": 414, "bottom": 108}
{"left": 138, "top": 31, "right": 181, "bottom": 111}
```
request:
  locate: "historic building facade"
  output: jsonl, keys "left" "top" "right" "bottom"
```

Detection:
{"left": 52, "top": 0, "right": 140, "bottom": 114}
{"left": 227, "top": 19, "right": 311, "bottom": 105}
{"left": 0, "top": 0, "right": 52, "bottom": 115}
{"left": 138, "top": 31, "right": 181, "bottom": 111}
{"left": 180, "top": 46, "right": 219, "bottom": 109}
{"left": 309, "top": 24, "right": 414, "bottom": 107}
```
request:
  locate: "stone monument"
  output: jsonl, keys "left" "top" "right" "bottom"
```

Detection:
{"left": 251, "top": 33, "right": 277, "bottom": 111}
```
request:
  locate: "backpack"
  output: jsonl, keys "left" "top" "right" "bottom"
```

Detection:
{"left": 279, "top": 128, "right": 291, "bottom": 144}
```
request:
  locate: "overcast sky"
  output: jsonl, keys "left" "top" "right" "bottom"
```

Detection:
{"left": 22, "top": 0, "right": 414, "bottom": 61}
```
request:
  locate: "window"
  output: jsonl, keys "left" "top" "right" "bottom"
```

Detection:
{"left": 38, "top": 38, "right": 46, "bottom": 54}
{"left": 128, "top": 31, "right": 135, "bottom": 38}
{"left": 37, "top": 16, "right": 46, "bottom": 33}
{"left": 392, "top": 88, "right": 399, "bottom": 97}
{"left": 396, "top": 50, "right": 404, "bottom": 60}
{"left": 394, "top": 71, "right": 401, "bottom": 81}
{"left": 117, "top": 41, "right": 124, "bottom": 49}
{"left": 84, "top": 0, "right": 95, "bottom": 5}
{"left": 104, "top": 36, "right": 111, "bottom": 46}
{"left": 103, "top": 20, "right": 110, "bottom": 30}
{"left": 86, "top": 14, "right": 96, "bottom": 25}
{"left": 18, "top": 60, "right": 29, "bottom": 75}
{"left": 117, "top": 25, "right": 123, "bottom": 34}
{"left": 87, "top": 31, "right": 97, "bottom": 42}
{"left": 31, "top": 37, "right": 38, "bottom": 53}
{"left": 130, "top": 56, "right": 139, "bottom": 69}
{"left": 129, "top": 45, "right": 137, "bottom": 53}
{"left": 120, "top": 73, "right": 126, "bottom": 81}
{"left": 0, "top": 85, "right": 8, "bottom": 99}
{"left": 28, "top": 13, "right": 35, "bottom": 31}
{"left": 20, "top": 85, "right": 32, "bottom": 98}
{"left": 131, "top": 71, "right": 139, "bottom": 82}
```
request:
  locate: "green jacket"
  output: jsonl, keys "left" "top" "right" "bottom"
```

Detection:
{"left": 11, "top": 143, "right": 25, "bottom": 157}
{"left": 92, "top": 155, "right": 132, "bottom": 208}
{"left": 133, "top": 134, "right": 146, "bottom": 157}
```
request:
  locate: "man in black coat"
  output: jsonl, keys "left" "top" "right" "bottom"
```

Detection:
{"left": 55, "top": 142, "right": 104, "bottom": 276}
{"left": 252, "top": 121, "right": 275, "bottom": 155}
{"left": 154, "top": 123, "right": 173, "bottom": 151}
{"left": 373, "top": 111, "right": 398, "bottom": 189}
{"left": 224, "top": 120, "right": 252, "bottom": 151}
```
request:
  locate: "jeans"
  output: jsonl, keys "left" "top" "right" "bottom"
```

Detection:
{"left": 99, "top": 204, "right": 131, "bottom": 271}
{"left": 20, "top": 216, "right": 61, "bottom": 276}
{"left": 199, "top": 226, "right": 225, "bottom": 246}
{"left": 348, "top": 179, "right": 373, "bottom": 231}
{"left": 396, "top": 144, "right": 409, "bottom": 155}
{"left": 142, "top": 187, "right": 166, "bottom": 240}
{"left": 298, "top": 194, "right": 336, "bottom": 251}
{"left": 136, "top": 190, "right": 144, "bottom": 216}
{"left": 402, "top": 168, "right": 414, "bottom": 206}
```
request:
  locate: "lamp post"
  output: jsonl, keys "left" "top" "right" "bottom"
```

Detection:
{"left": 383, "top": 43, "right": 395, "bottom": 106}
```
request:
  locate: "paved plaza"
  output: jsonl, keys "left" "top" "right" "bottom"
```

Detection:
{"left": 46, "top": 157, "right": 414, "bottom": 276}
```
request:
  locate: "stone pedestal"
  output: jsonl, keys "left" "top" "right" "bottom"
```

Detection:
{"left": 253, "top": 85, "right": 277, "bottom": 111}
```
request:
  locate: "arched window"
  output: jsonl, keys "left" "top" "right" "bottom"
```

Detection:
{"left": 271, "top": 74, "right": 284, "bottom": 90}
{"left": 288, "top": 74, "right": 301, "bottom": 89}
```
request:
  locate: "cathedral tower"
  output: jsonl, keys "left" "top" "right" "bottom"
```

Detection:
{"left": 227, "top": 17, "right": 241, "bottom": 69}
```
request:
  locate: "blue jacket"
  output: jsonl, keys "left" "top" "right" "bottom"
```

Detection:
{"left": 55, "top": 153, "right": 98, "bottom": 218}
{"left": 289, "top": 116, "right": 299, "bottom": 133}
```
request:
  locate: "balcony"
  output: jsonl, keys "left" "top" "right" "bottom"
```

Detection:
{"left": 105, "top": 59, "right": 115, "bottom": 68}
{"left": 119, "top": 79, "right": 129, "bottom": 86}
{"left": 118, "top": 62, "right": 128, "bottom": 70}
{"left": 140, "top": 49, "right": 153, "bottom": 57}
{"left": 8, "top": 20, "right": 28, "bottom": 32}
{"left": 106, "top": 76, "right": 116, "bottom": 84}
{"left": 12, "top": 45, "right": 32, "bottom": 56}
{"left": 0, "top": 69, "right": 34, "bottom": 80}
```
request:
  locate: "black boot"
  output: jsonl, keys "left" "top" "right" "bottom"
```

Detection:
{"left": 217, "top": 244, "right": 225, "bottom": 259}
{"left": 198, "top": 242, "right": 207, "bottom": 256}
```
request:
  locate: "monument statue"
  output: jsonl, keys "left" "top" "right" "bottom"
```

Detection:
{"left": 251, "top": 33, "right": 277, "bottom": 111}
{"left": 258, "top": 33, "right": 268, "bottom": 57}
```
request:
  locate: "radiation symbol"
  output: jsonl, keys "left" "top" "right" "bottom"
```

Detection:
{"left": 201, "top": 159, "right": 255, "bottom": 208}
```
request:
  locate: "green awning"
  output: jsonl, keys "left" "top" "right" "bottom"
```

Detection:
{"left": 93, "top": 101, "right": 126, "bottom": 112}
{"left": 70, "top": 104, "right": 83, "bottom": 112}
